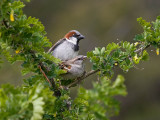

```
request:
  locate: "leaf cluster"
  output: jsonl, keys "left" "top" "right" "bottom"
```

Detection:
{"left": 0, "top": 0, "right": 160, "bottom": 120}
{"left": 72, "top": 75, "right": 127, "bottom": 120}
{"left": 0, "top": 83, "right": 56, "bottom": 120}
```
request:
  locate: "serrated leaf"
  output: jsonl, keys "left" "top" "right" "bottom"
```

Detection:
{"left": 142, "top": 50, "right": 149, "bottom": 61}
{"left": 93, "top": 47, "right": 100, "bottom": 55}
{"left": 101, "top": 47, "right": 105, "bottom": 54}
{"left": 31, "top": 97, "right": 44, "bottom": 120}
{"left": 87, "top": 51, "right": 93, "bottom": 58}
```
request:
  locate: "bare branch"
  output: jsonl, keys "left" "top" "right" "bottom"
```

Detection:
{"left": 67, "top": 69, "right": 100, "bottom": 88}
{"left": 134, "top": 44, "right": 150, "bottom": 53}
{"left": 67, "top": 44, "right": 151, "bottom": 88}
{"left": 38, "top": 65, "right": 52, "bottom": 86}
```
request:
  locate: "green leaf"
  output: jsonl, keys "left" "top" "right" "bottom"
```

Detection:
{"left": 101, "top": 47, "right": 105, "bottom": 54}
{"left": 142, "top": 50, "right": 149, "bottom": 61}
{"left": 74, "top": 75, "right": 127, "bottom": 120}
{"left": 31, "top": 97, "right": 44, "bottom": 120}
{"left": 0, "top": 83, "right": 56, "bottom": 120}
{"left": 87, "top": 51, "right": 93, "bottom": 57}
{"left": 11, "top": 1, "right": 25, "bottom": 9}
{"left": 106, "top": 42, "right": 119, "bottom": 55}
{"left": 93, "top": 47, "right": 100, "bottom": 55}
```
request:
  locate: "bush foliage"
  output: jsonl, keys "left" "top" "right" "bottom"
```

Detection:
{"left": 0, "top": 0, "right": 160, "bottom": 120}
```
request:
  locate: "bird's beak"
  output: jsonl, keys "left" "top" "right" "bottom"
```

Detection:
{"left": 82, "top": 56, "right": 87, "bottom": 60}
{"left": 78, "top": 34, "right": 85, "bottom": 40}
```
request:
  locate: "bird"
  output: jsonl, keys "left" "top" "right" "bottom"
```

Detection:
{"left": 48, "top": 30, "right": 85, "bottom": 61}
{"left": 59, "top": 55, "right": 87, "bottom": 80}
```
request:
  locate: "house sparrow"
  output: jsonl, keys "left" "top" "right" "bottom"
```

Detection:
{"left": 48, "top": 30, "right": 85, "bottom": 61}
{"left": 60, "top": 55, "right": 87, "bottom": 80}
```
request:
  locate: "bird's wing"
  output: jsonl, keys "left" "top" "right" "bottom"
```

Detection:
{"left": 47, "top": 38, "right": 65, "bottom": 53}
{"left": 59, "top": 62, "right": 72, "bottom": 73}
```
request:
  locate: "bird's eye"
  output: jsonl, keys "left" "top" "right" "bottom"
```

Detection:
{"left": 78, "top": 58, "right": 81, "bottom": 60}
{"left": 73, "top": 34, "right": 80, "bottom": 37}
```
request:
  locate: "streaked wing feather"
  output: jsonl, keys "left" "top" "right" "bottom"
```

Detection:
{"left": 59, "top": 62, "right": 72, "bottom": 73}
{"left": 48, "top": 38, "right": 65, "bottom": 53}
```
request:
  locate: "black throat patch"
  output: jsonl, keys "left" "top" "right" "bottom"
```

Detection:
{"left": 74, "top": 45, "right": 79, "bottom": 51}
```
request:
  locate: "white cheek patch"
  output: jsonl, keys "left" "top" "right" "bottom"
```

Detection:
{"left": 66, "top": 37, "right": 77, "bottom": 45}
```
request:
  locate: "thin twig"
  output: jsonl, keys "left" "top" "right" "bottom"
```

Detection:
{"left": 38, "top": 65, "right": 52, "bottom": 86}
{"left": 33, "top": 43, "right": 151, "bottom": 89}
{"left": 67, "top": 44, "right": 151, "bottom": 88}
{"left": 67, "top": 69, "right": 100, "bottom": 88}
{"left": 2, "top": 19, "right": 9, "bottom": 28}
{"left": 29, "top": 50, "right": 62, "bottom": 96}
{"left": 134, "top": 44, "right": 150, "bottom": 53}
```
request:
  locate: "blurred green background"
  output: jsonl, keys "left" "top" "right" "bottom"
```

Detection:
{"left": 1, "top": 0, "right": 160, "bottom": 120}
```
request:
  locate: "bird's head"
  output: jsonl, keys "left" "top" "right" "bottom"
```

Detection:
{"left": 64, "top": 30, "right": 85, "bottom": 45}
{"left": 72, "top": 55, "right": 87, "bottom": 65}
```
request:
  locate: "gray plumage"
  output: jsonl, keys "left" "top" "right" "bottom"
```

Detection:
{"left": 51, "top": 39, "right": 79, "bottom": 61}
{"left": 48, "top": 30, "right": 85, "bottom": 61}
{"left": 60, "top": 55, "right": 87, "bottom": 80}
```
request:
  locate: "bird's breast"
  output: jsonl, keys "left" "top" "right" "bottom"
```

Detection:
{"left": 61, "top": 64, "right": 85, "bottom": 80}
{"left": 52, "top": 41, "right": 79, "bottom": 61}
